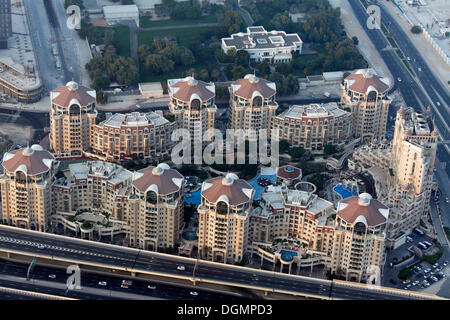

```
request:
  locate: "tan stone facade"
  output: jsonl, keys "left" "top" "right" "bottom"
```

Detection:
{"left": 91, "top": 112, "right": 176, "bottom": 162}
{"left": 341, "top": 69, "right": 391, "bottom": 143}
{"left": 0, "top": 145, "right": 58, "bottom": 231}
{"left": 273, "top": 103, "right": 352, "bottom": 150}
{"left": 53, "top": 161, "right": 184, "bottom": 251}
{"left": 228, "top": 75, "right": 278, "bottom": 140}
{"left": 350, "top": 107, "right": 437, "bottom": 249}
{"left": 50, "top": 81, "right": 97, "bottom": 157}
{"left": 197, "top": 173, "right": 254, "bottom": 263}
{"left": 249, "top": 189, "right": 388, "bottom": 283}
{"left": 168, "top": 77, "right": 217, "bottom": 143}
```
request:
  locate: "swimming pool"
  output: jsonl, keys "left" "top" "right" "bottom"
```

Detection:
{"left": 249, "top": 173, "right": 277, "bottom": 200}
{"left": 279, "top": 250, "right": 298, "bottom": 257}
{"left": 333, "top": 184, "right": 358, "bottom": 199}
{"left": 185, "top": 188, "right": 202, "bottom": 205}
{"left": 182, "top": 230, "right": 198, "bottom": 241}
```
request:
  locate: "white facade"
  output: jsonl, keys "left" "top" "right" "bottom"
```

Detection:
{"left": 103, "top": 5, "right": 139, "bottom": 27}
{"left": 221, "top": 26, "right": 302, "bottom": 64}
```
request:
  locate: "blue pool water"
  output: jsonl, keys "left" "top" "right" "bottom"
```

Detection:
{"left": 333, "top": 184, "right": 358, "bottom": 199}
{"left": 185, "top": 188, "right": 202, "bottom": 205}
{"left": 279, "top": 250, "right": 298, "bottom": 257}
{"left": 182, "top": 230, "right": 198, "bottom": 241}
{"left": 248, "top": 174, "right": 277, "bottom": 200}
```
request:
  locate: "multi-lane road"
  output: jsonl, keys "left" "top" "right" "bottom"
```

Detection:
{"left": 348, "top": 0, "right": 450, "bottom": 165}
{"left": 0, "top": 259, "right": 240, "bottom": 300}
{"left": 0, "top": 226, "right": 441, "bottom": 300}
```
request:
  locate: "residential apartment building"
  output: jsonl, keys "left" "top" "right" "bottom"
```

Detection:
{"left": 221, "top": 26, "right": 302, "bottom": 64}
{"left": 250, "top": 188, "right": 388, "bottom": 282}
{"left": 273, "top": 103, "right": 352, "bottom": 150}
{"left": 91, "top": 112, "right": 176, "bottom": 162}
{"left": 331, "top": 193, "right": 388, "bottom": 282}
{"left": 0, "top": 145, "right": 58, "bottom": 231}
{"left": 341, "top": 69, "right": 391, "bottom": 143}
{"left": 0, "top": 0, "right": 11, "bottom": 49}
{"left": 350, "top": 107, "right": 437, "bottom": 249}
{"left": 228, "top": 74, "right": 278, "bottom": 140}
{"left": 197, "top": 173, "right": 254, "bottom": 263}
{"left": 53, "top": 161, "right": 184, "bottom": 251}
{"left": 168, "top": 76, "right": 217, "bottom": 143}
{"left": 50, "top": 81, "right": 97, "bottom": 157}
{"left": 128, "top": 163, "right": 184, "bottom": 250}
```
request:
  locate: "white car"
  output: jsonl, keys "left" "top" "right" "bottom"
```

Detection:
{"left": 147, "top": 284, "right": 156, "bottom": 290}
{"left": 37, "top": 244, "right": 45, "bottom": 249}
{"left": 177, "top": 265, "right": 185, "bottom": 271}
{"left": 98, "top": 281, "right": 107, "bottom": 286}
{"left": 190, "top": 291, "right": 198, "bottom": 296}
{"left": 48, "top": 274, "right": 56, "bottom": 279}
{"left": 397, "top": 77, "right": 402, "bottom": 82}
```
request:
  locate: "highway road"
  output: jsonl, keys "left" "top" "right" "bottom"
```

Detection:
{"left": 348, "top": 0, "right": 450, "bottom": 166}
{"left": 0, "top": 259, "right": 240, "bottom": 300}
{"left": 0, "top": 226, "right": 439, "bottom": 300}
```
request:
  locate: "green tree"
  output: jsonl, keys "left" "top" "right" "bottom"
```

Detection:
{"left": 145, "top": 54, "right": 175, "bottom": 74}
{"left": 411, "top": 25, "right": 423, "bottom": 34}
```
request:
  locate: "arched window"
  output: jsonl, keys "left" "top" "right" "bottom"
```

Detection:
{"left": 190, "top": 99, "right": 201, "bottom": 111}
{"left": 367, "top": 91, "right": 377, "bottom": 102}
{"left": 354, "top": 222, "right": 366, "bottom": 235}
{"left": 15, "top": 171, "right": 27, "bottom": 183}
{"left": 252, "top": 96, "right": 263, "bottom": 107}
{"left": 146, "top": 191, "right": 158, "bottom": 204}
{"left": 217, "top": 201, "right": 228, "bottom": 215}
{"left": 69, "top": 104, "right": 80, "bottom": 115}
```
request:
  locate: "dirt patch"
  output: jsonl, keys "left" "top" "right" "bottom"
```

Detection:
{"left": 0, "top": 123, "right": 33, "bottom": 144}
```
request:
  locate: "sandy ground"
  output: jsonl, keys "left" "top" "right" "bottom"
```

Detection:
{"left": 0, "top": 123, "right": 33, "bottom": 144}
{"left": 329, "top": 0, "right": 394, "bottom": 83}
{"left": 383, "top": 1, "right": 450, "bottom": 88}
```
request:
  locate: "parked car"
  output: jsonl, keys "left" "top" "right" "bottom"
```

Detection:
{"left": 402, "top": 279, "right": 410, "bottom": 284}
{"left": 432, "top": 263, "right": 439, "bottom": 269}
{"left": 412, "top": 280, "right": 420, "bottom": 286}
{"left": 444, "top": 261, "right": 448, "bottom": 266}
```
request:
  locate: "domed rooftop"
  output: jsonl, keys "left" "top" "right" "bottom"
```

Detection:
{"left": 345, "top": 69, "right": 389, "bottom": 94}
{"left": 336, "top": 193, "right": 389, "bottom": 226}
{"left": 201, "top": 173, "right": 253, "bottom": 206}
{"left": 51, "top": 81, "right": 96, "bottom": 107}
{"left": 232, "top": 74, "right": 276, "bottom": 99}
{"left": 132, "top": 164, "right": 183, "bottom": 195}
{"left": 168, "top": 77, "right": 215, "bottom": 102}
{"left": 2, "top": 145, "right": 55, "bottom": 176}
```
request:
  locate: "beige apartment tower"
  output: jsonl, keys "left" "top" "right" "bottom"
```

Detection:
{"left": 385, "top": 107, "right": 437, "bottom": 248}
{"left": 0, "top": 145, "right": 58, "bottom": 231}
{"left": 273, "top": 103, "right": 352, "bottom": 150}
{"left": 341, "top": 69, "right": 391, "bottom": 143}
{"left": 228, "top": 74, "right": 278, "bottom": 140}
{"left": 197, "top": 173, "right": 254, "bottom": 263}
{"left": 50, "top": 81, "right": 97, "bottom": 157}
{"left": 128, "top": 163, "right": 184, "bottom": 250}
{"left": 168, "top": 76, "right": 217, "bottom": 143}
{"left": 331, "top": 193, "right": 388, "bottom": 282}
{"left": 91, "top": 112, "right": 176, "bottom": 162}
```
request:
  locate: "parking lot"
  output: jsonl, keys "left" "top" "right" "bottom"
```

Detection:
{"left": 382, "top": 229, "right": 448, "bottom": 291}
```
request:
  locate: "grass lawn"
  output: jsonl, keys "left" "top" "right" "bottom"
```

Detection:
{"left": 139, "top": 15, "right": 218, "bottom": 28}
{"left": 139, "top": 62, "right": 211, "bottom": 84}
{"left": 112, "top": 26, "right": 131, "bottom": 57}
{"left": 138, "top": 26, "right": 212, "bottom": 48}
